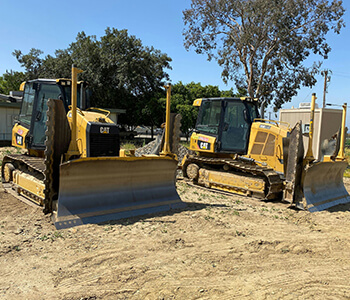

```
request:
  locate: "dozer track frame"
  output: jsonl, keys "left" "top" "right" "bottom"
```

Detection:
{"left": 182, "top": 155, "right": 284, "bottom": 200}
{"left": 1, "top": 154, "right": 48, "bottom": 208}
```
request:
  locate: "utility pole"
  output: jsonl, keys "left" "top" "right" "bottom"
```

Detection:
{"left": 321, "top": 69, "right": 332, "bottom": 108}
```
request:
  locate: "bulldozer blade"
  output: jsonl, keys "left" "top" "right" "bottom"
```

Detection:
{"left": 283, "top": 122, "right": 304, "bottom": 204}
{"left": 53, "top": 157, "right": 184, "bottom": 229}
{"left": 301, "top": 161, "right": 350, "bottom": 212}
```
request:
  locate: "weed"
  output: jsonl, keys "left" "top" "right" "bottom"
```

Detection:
{"left": 236, "top": 230, "right": 246, "bottom": 237}
{"left": 14, "top": 246, "right": 21, "bottom": 251}
{"left": 53, "top": 231, "right": 63, "bottom": 239}
{"left": 180, "top": 141, "right": 190, "bottom": 148}
{"left": 40, "top": 235, "right": 49, "bottom": 241}
{"left": 120, "top": 143, "right": 136, "bottom": 150}
{"left": 281, "top": 248, "right": 290, "bottom": 253}
{"left": 233, "top": 210, "right": 240, "bottom": 216}
{"left": 104, "top": 226, "right": 113, "bottom": 232}
{"left": 235, "top": 199, "right": 242, "bottom": 205}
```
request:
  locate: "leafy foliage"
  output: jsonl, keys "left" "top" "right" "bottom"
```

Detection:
{"left": 166, "top": 81, "right": 242, "bottom": 137}
{"left": 183, "top": 0, "right": 345, "bottom": 109}
{"left": 0, "top": 70, "right": 26, "bottom": 94}
{"left": 12, "top": 28, "right": 172, "bottom": 126}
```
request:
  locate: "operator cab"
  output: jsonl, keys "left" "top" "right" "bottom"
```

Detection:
{"left": 18, "top": 79, "right": 91, "bottom": 150}
{"left": 194, "top": 97, "right": 259, "bottom": 154}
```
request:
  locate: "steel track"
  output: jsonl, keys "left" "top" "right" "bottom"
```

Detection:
{"left": 182, "top": 155, "right": 284, "bottom": 200}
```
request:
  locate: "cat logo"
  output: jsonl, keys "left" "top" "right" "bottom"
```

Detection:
{"left": 100, "top": 127, "right": 110, "bottom": 134}
{"left": 198, "top": 141, "right": 211, "bottom": 150}
{"left": 16, "top": 134, "right": 23, "bottom": 145}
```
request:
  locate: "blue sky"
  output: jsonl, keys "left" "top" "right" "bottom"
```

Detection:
{"left": 1, "top": 0, "right": 350, "bottom": 123}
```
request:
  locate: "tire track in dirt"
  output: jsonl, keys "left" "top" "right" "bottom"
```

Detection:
{"left": 1, "top": 178, "right": 350, "bottom": 299}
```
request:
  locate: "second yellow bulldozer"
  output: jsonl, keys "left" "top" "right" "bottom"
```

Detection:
{"left": 1, "top": 66, "right": 184, "bottom": 229}
{"left": 182, "top": 94, "right": 350, "bottom": 211}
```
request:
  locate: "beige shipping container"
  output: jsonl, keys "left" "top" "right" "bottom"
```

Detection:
{"left": 279, "top": 106, "right": 342, "bottom": 160}
{"left": 0, "top": 102, "right": 21, "bottom": 143}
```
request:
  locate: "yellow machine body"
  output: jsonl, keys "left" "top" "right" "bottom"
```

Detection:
{"left": 246, "top": 120, "right": 290, "bottom": 173}
{"left": 11, "top": 123, "right": 29, "bottom": 150}
{"left": 2, "top": 68, "right": 184, "bottom": 229}
{"left": 189, "top": 132, "right": 217, "bottom": 154}
{"left": 183, "top": 95, "right": 350, "bottom": 211}
{"left": 66, "top": 109, "right": 116, "bottom": 158}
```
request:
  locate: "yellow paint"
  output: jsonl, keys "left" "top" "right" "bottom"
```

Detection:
{"left": 160, "top": 84, "right": 172, "bottom": 156}
{"left": 336, "top": 102, "right": 347, "bottom": 160}
{"left": 86, "top": 107, "right": 111, "bottom": 118}
{"left": 66, "top": 109, "right": 116, "bottom": 158}
{"left": 13, "top": 170, "right": 45, "bottom": 205}
{"left": 198, "top": 168, "right": 265, "bottom": 197}
{"left": 11, "top": 123, "right": 29, "bottom": 149}
{"left": 193, "top": 99, "right": 202, "bottom": 107}
{"left": 19, "top": 82, "right": 26, "bottom": 91}
{"left": 189, "top": 132, "right": 217, "bottom": 153}
{"left": 66, "top": 66, "right": 83, "bottom": 159}
{"left": 119, "top": 149, "right": 136, "bottom": 157}
{"left": 246, "top": 121, "right": 289, "bottom": 173}
{"left": 65, "top": 155, "right": 175, "bottom": 163}
{"left": 305, "top": 93, "right": 316, "bottom": 161}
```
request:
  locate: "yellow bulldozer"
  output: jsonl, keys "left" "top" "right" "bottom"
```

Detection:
{"left": 1, "top": 66, "right": 184, "bottom": 229}
{"left": 181, "top": 94, "right": 350, "bottom": 211}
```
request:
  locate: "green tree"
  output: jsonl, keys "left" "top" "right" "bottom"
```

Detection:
{"left": 13, "top": 28, "right": 172, "bottom": 126}
{"left": 0, "top": 70, "right": 26, "bottom": 94}
{"left": 183, "top": 0, "right": 345, "bottom": 109}
{"left": 12, "top": 48, "right": 44, "bottom": 80}
{"left": 169, "top": 81, "right": 235, "bottom": 138}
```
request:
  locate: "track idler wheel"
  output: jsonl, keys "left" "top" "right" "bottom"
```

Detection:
{"left": 186, "top": 163, "right": 200, "bottom": 181}
{"left": 3, "top": 163, "right": 15, "bottom": 182}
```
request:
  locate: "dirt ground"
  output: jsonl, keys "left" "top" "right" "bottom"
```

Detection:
{"left": 1, "top": 148, "right": 350, "bottom": 299}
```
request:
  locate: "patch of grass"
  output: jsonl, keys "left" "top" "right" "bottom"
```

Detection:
{"left": 180, "top": 141, "right": 190, "bottom": 148}
{"left": 53, "top": 231, "right": 63, "bottom": 239}
{"left": 120, "top": 143, "right": 136, "bottom": 150}
{"left": 104, "top": 226, "right": 113, "bottom": 231}
{"left": 233, "top": 210, "right": 240, "bottom": 216}
{"left": 236, "top": 230, "right": 246, "bottom": 237}
{"left": 40, "top": 235, "right": 49, "bottom": 241}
